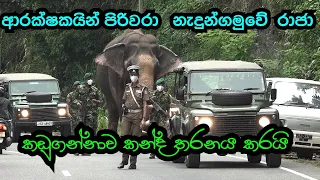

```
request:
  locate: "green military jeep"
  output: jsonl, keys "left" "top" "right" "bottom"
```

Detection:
{"left": 0, "top": 73, "right": 71, "bottom": 142}
{"left": 167, "top": 60, "right": 281, "bottom": 168}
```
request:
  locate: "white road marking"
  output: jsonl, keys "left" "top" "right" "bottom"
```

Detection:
{"left": 62, "top": 170, "right": 71, "bottom": 177}
{"left": 226, "top": 154, "right": 318, "bottom": 180}
{"left": 6, "top": 150, "right": 21, "bottom": 154}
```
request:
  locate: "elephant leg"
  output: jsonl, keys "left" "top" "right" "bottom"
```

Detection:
{"left": 104, "top": 68, "right": 124, "bottom": 132}
{"left": 107, "top": 102, "right": 119, "bottom": 132}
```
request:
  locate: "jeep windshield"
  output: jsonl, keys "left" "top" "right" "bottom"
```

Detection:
{"left": 190, "top": 71, "right": 265, "bottom": 94}
{"left": 273, "top": 81, "right": 320, "bottom": 109}
{"left": 9, "top": 80, "right": 60, "bottom": 96}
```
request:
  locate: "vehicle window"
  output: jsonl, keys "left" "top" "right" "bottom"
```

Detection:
{"left": 9, "top": 80, "right": 60, "bottom": 95}
{"left": 274, "top": 81, "right": 320, "bottom": 108}
{"left": 189, "top": 71, "right": 265, "bottom": 93}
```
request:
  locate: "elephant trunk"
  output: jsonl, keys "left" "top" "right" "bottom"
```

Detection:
{"left": 136, "top": 54, "right": 155, "bottom": 90}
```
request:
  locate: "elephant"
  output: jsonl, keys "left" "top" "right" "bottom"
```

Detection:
{"left": 95, "top": 29, "right": 182, "bottom": 132}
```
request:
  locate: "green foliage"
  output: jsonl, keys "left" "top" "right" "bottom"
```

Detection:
{"left": 195, "top": 30, "right": 256, "bottom": 61}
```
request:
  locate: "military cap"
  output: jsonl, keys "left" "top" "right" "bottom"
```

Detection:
{"left": 73, "top": 81, "right": 81, "bottom": 86}
{"left": 84, "top": 73, "right": 93, "bottom": 80}
{"left": 156, "top": 78, "right": 165, "bottom": 85}
{"left": 127, "top": 65, "right": 140, "bottom": 74}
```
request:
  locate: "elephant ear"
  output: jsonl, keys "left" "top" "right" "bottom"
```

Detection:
{"left": 156, "top": 45, "right": 183, "bottom": 80}
{"left": 95, "top": 43, "right": 126, "bottom": 77}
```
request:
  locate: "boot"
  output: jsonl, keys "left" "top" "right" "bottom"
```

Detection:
{"left": 149, "top": 154, "right": 155, "bottom": 159}
{"left": 117, "top": 162, "right": 128, "bottom": 169}
{"left": 128, "top": 164, "right": 136, "bottom": 169}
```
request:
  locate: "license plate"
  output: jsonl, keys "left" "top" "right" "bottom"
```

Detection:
{"left": 52, "top": 132, "right": 61, "bottom": 136}
{"left": 296, "top": 134, "right": 312, "bottom": 141}
{"left": 0, "top": 132, "right": 5, "bottom": 137}
{"left": 37, "top": 121, "right": 53, "bottom": 126}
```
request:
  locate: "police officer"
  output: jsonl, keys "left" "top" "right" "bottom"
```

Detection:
{"left": 118, "top": 65, "right": 150, "bottom": 170}
{"left": 149, "top": 78, "right": 171, "bottom": 159}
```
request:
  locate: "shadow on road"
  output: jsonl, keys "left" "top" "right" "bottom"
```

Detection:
{"left": 199, "top": 161, "right": 266, "bottom": 168}
{"left": 161, "top": 161, "right": 266, "bottom": 169}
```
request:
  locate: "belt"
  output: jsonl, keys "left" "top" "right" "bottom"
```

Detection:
{"left": 128, "top": 109, "right": 142, "bottom": 113}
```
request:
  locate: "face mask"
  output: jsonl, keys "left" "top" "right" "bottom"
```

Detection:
{"left": 130, "top": 76, "right": 138, "bottom": 82}
{"left": 87, "top": 79, "right": 93, "bottom": 85}
{"left": 157, "top": 85, "right": 164, "bottom": 91}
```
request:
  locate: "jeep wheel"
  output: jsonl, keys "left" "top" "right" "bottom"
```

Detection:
{"left": 0, "top": 149, "right": 3, "bottom": 154}
{"left": 297, "top": 151, "right": 314, "bottom": 160}
{"left": 61, "top": 125, "right": 71, "bottom": 137}
{"left": 266, "top": 153, "right": 281, "bottom": 168}
{"left": 173, "top": 156, "right": 185, "bottom": 163}
{"left": 211, "top": 90, "right": 252, "bottom": 106}
{"left": 186, "top": 154, "right": 200, "bottom": 168}
{"left": 247, "top": 154, "right": 261, "bottom": 163}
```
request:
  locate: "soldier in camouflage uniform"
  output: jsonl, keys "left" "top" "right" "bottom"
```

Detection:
{"left": 80, "top": 73, "right": 103, "bottom": 134}
{"left": 66, "top": 81, "right": 83, "bottom": 156}
{"left": 66, "top": 81, "right": 82, "bottom": 135}
{"left": 149, "top": 77, "right": 171, "bottom": 159}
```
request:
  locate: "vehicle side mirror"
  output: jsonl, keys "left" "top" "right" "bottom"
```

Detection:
{"left": 271, "top": 89, "right": 277, "bottom": 101}
{"left": 176, "top": 88, "right": 185, "bottom": 100}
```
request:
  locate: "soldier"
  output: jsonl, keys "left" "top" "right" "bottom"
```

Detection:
{"left": 80, "top": 76, "right": 102, "bottom": 134}
{"left": 83, "top": 72, "right": 106, "bottom": 108}
{"left": 66, "top": 81, "right": 82, "bottom": 135}
{"left": 118, "top": 65, "right": 149, "bottom": 170}
{"left": 148, "top": 78, "right": 171, "bottom": 159}
{"left": 66, "top": 81, "right": 83, "bottom": 156}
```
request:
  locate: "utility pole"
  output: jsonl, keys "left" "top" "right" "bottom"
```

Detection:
{"left": 138, "top": 0, "right": 143, "bottom": 13}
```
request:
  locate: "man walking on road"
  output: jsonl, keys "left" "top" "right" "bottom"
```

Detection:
{"left": 148, "top": 78, "right": 171, "bottom": 159}
{"left": 66, "top": 81, "right": 83, "bottom": 156}
{"left": 117, "top": 65, "right": 150, "bottom": 170}
{"left": 66, "top": 81, "right": 82, "bottom": 135}
{"left": 81, "top": 75, "right": 102, "bottom": 134}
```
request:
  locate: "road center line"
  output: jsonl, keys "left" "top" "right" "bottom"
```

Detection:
{"left": 62, "top": 170, "right": 71, "bottom": 177}
{"left": 7, "top": 150, "right": 22, "bottom": 154}
{"left": 226, "top": 154, "right": 318, "bottom": 180}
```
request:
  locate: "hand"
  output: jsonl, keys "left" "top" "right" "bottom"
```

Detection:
{"left": 140, "top": 119, "right": 146, "bottom": 129}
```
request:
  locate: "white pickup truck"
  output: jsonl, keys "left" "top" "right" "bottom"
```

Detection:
{"left": 267, "top": 77, "right": 320, "bottom": 159}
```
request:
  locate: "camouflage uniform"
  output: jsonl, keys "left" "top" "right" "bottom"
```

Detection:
{"left": 118, "top": 65, "right": 149, "bottom": 170}
{"left": 66, "top": 81, "right": 82, "bottom": 135}
{"left": 149, "top": 78, "right": 171, "bottom": 159}
{"left": 79, "top": 73, "right": 102, "bottom": 134}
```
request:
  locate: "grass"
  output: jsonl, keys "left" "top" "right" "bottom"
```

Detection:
{"left": 97, "top": 108, "right": 121, "bottom": 135}
{"left": 282, "top": 154, "right": 320, "bottom": 168}
{"left": 292, "top": 158, "right": 320, "bottom": 167}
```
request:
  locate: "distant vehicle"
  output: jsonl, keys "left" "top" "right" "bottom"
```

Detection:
{"left": 0, "top": 73, "right": 71, "bottom": 142}
{"left": 267, "top": 77, "right": 320, "bottom": 159}
{"left": 166, "top": 60, "right": 281, "bottom": 168}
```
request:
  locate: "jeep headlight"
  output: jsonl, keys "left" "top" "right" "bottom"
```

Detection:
{"left": 169, "top": 107, "right": 180, "bottom": 117}
{"left": 58, "top": 108, "right": 67, "bottom": 116}
{"left": 18, "top": 109, "right": 30, "bottom": 118}
{"left": 195, "top": 116, "right": 213, "bottom": 127}
{"left": 259, "top": 116, "right": 270, "bottom": 127}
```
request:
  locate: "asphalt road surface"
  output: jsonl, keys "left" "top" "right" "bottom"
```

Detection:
{"left": 1, "top": 143, "right": 320, "bottom": 180}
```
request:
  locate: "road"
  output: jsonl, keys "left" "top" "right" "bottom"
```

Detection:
{"left": 1, "top": 143, "right": 320, "bottom": 180}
